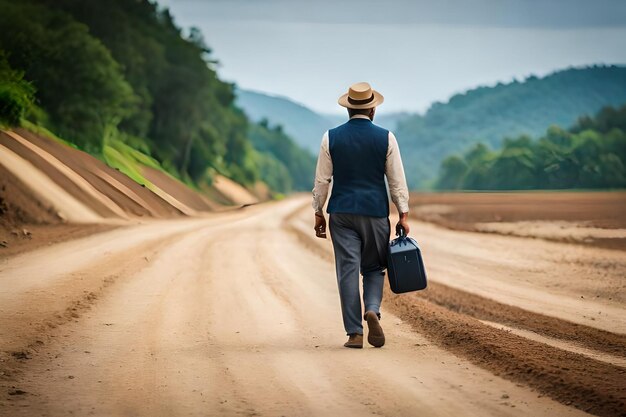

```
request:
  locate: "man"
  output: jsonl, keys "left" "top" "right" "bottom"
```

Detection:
{"left": 312, "top": 82, "right": 410, "bottom": 349}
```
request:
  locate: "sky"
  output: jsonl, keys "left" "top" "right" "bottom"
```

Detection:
{"left": 158, "top": 0, "right": 626, "bottom": 114}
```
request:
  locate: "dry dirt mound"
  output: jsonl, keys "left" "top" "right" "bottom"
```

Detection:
{"left": 12, "top": 129, "right": 187, "bottom": 218}
{"left": 204, "top": 174, "right": 260, "bottom": 206}
{"left": 0, "top": 163, "right": 115, "bottom": 258}
{"left": 0, "top": 127, "right": 261, "bottom": 256}
{"left": 0, "top": 163, "right": 61, "bottom": 226}
{"left": 141, "top": 166, "right": 218, "bottom": 212}
{"left": 0, "top": 132, "right": 116, "bottom": 219}
{"left": 0, "top": 128, "right": 262, "bottom": 225}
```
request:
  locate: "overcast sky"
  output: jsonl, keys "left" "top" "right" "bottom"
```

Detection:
{"left": 158, "top": 0, "right": 626, "bottom": 114}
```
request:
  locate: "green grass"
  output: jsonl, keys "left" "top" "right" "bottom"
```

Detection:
{"left": 20, "top": 119, "right": 78, "bottom": 149}
{"left": 17, "top": 121, "right": 258, "bottom": 202}
{"left": 107, "top": 139, "right": 161, "bottom": 170}
{"left": 102, "top": 144, "right": 149, "bottom": 186}
{"left": 21, "top": 120, "right": 172, "bottom": 190}
{"left": 102, "top": 138, "right": 197, "bottom": 195}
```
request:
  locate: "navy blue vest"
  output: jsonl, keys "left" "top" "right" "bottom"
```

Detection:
{"left": 327, "top": 118, "right": 389, "bottom": 218}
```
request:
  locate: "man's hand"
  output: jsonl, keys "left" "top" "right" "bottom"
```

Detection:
{"left": 314, "top": 212, "right": 327, "bottom": 239}
{"left": 395, "top": 212, "right": 410, "bottom": 236}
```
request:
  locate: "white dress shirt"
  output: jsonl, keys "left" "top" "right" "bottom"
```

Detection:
{"left": 312, "top": 114, "right": 410, "bottom": 214}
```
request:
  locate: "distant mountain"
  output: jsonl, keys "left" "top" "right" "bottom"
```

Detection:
{"left": 236, "top": 89, "right": 333, "bottom": 153}
{"left": 321, "top": 112, "right": 410, "bottom": 133}
{"left": 236, "top": 89, "right": 410, "bottom": 152}
{"left": 396, "top": 65, "right": 626, "bottom": 188}
{"left": 375, "top": 112, "right": 412, "bottom": 132}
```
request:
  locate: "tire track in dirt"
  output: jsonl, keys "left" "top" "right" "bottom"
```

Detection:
{"left": 0, "top": 207, "right": 263, "bottom": 403}
{"left": 416, "top": 282, "right": 626, "bottom": 357}
{"left": 384, "top": 289, "right": 626, "bottom": 417}
{"left": 0, "top": 227, "right": 201, "bottom": 397}
{"left": 285, "top": 199, "right": 626, "bottom": 417}
{"left": 478, "top": 320, "right": 626, "bottom": 368}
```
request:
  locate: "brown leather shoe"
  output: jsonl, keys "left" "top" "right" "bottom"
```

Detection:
{"left": 365, "top": 311, "right": 385, "bottom": 347}
{"left": 344, "top": 333, "right": 363, "bottom": 349}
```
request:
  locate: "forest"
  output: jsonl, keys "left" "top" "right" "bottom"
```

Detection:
{"left": 396, "top": 66, "right": 626, "bottom": 188}
{"left": 435, "top": 105, "right": 626, "bottom": 190}
{"left": 0, "top": 0, "right": 315, "bottom": 194}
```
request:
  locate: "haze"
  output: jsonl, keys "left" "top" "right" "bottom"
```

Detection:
{"left": 159, "top": 0, "right": 626, "bottom": 114}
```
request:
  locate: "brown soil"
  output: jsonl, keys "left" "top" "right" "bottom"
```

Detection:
{"left": 208, "top": 174, "right": 260, "bottom": 206}
{"left": 249, "top": 181, "right": 272, "bottom": 201}
{"left": 0, "top": 164, "right": 115, "bottom": 258}
{"left": 384, "top": 288, "right": 626, "bottom": 417}
{"left": 0, "top": 131, "right": 117, "bottom": 218}
{"left": 0, "top": 164, "right": 60, "bottom": 226}
{"left": 410, "top": 192, "right": 626, "bottom": 227}
{"left": 199, "top": 182, "right": 238, "bottom": 206}
{"left": 0, "top": 127, "right": 260, "bottom": 258}
{"left": 409, "top": 191, "right": 626, "bottom": 250}
{"left": 0, "top": 223, "right": 116, "bottom": 260}
{"left": 14, "top": 128, "right": 183, "bottom": 218}
{"left": 0, "top": 127, "right": 207, "bottom": 258}
{"left": 417, "top": 282, "right": 626, "bottom": 357}
{"left": 141, "top": 166, "right": 217, "bottom": 211}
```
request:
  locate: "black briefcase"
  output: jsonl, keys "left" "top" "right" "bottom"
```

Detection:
{"left": 387, "top": 231, "right": 428, "bottom": 294}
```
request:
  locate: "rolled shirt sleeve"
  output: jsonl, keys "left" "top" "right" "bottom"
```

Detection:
{"left": 312, "top": 131, "right": 332, "bottom": 212}
{"left": 386, "top": 132, "right": 410, "bottom": 213}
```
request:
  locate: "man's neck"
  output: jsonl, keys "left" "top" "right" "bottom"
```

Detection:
{"left": 350, "top": 114, "right": 371, "bottom": 121}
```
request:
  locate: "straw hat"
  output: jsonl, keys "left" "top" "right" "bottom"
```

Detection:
{"left": 338, "top": 82, "right": 384, "bottom": 109}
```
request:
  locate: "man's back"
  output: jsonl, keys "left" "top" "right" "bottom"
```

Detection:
{"left": 328, "top": 117, "right": 390, "bottom": 218}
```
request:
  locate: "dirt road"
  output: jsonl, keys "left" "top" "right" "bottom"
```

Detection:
{"left": 1, "top": 196, "right": 623, "bottom": 416}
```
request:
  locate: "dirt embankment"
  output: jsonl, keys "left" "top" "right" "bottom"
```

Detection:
{"left": 409, "top": 192, "right": 626, "bottom": 250}
{"left": 0, "top": 128, "right": 260, "bottom": 256}
{"left": 0, "top": 159, "right": 116, "bottom": 257}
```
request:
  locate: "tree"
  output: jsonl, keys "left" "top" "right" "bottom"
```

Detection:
{"left": 0, "top": 52, "right": 35, "bottom": 126}
{"left": 434, "top": 105, "right": 626, "bottom": 190}
{"left": 0, "top": 0, "right": 137, "bottom": 152}
{"left": 489, "top": 147, "right": 536, "bottom": 189}
{"left": 435, "top": 156, "right": 467, "bottom": 190}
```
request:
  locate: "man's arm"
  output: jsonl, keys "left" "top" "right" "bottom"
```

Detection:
{"left": 312, "top": 131, "right": 332, "bottom": 238}
{"left": 386, "top": 132, "right": 410, "bottom": 235}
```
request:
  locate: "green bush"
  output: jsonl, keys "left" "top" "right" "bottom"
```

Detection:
{"left": 0, "top": 53, "right": 35, "bottom": 126}
{"left": 435, "top": 105, "right": 626, "bottom": 190}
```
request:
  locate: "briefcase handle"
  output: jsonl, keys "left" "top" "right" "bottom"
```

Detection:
{"left": 391, "top": 225, "right": 417, "bottom": 248}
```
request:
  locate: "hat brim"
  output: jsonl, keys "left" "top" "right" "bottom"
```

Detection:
{"left": 338, "top": 90, "right": 384, "bottom": 109}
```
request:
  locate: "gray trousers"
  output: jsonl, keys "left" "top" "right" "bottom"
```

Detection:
{"left": 329, "top": 213, "right": 391, "bottom": 335}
